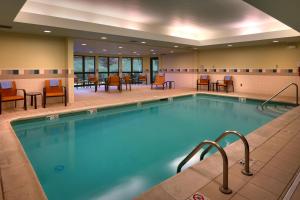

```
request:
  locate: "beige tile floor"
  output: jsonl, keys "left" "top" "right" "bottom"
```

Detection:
{"left": 0, "top": 85, "right": 299, "bottom": 200}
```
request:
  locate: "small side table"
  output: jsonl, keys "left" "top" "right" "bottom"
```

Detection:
{"left": 166, "top": 81, "right": 175, "bottom": 89}
{"left": 210, "top": 82, "right": 218, "bottom": 92}
{"left": 26, "top": 92, "right": 42, "bottom": 109}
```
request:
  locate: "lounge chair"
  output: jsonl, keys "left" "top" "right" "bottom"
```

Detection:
{"left": 217, "top": 75, "right": 234, "bottom": 93}
{"left": 107, "top": 75, "right": 121, "bottom": 92}
{"left": 197, "top": 75, "right": 210, "bottom": 91}
{"left": 138, "top": 74, "right": 147, "bottom": 84}
{"left": 0, "top": 81, "right": 27, "bottom": 114}
{"left": 43, "top": 79, "right": 67, "bottom": 107}
{"left": 151, "top": 75, "right": 167, "bottom": 89}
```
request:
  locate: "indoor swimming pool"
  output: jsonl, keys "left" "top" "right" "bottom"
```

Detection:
{"left": 12, "top": 94, "right": 294, "bottom": 200}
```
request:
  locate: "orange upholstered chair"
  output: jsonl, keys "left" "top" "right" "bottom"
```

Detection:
{"left": 107, "top": 75, "right": 121, "bottom": 92}
{"left": 217, "top": 75, "right": 234, "bottom": 93}
{"left": 138, "top": 74, "right": 147, "bottom": 84}
{"left": 151, "top": 75, "right": 167, "bottom": 89}
{"left": 197, "top": 75, "right": 210, "bottom": 91}
{"left": 43, "top": 79, "right": 67, "bottom": 107}
{"left": 0, "top": 81, "right": 27, "bottom": 114}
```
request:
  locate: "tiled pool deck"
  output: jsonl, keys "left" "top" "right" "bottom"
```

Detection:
{"left": 0, "top": 86, "right": 299, "bottom": 200}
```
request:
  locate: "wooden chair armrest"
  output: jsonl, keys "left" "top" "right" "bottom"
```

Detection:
{"left": 16, "top": 89, "right": 26, "bottom": 97}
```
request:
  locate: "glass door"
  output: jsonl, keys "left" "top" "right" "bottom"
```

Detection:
{"left": 150, "top": 57, "right": 159, "bottom": 83}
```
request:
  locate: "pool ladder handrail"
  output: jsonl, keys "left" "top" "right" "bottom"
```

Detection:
{"left": 177, "top": 140, "right": 233, "bottom": 194}
{"left": 259, "top": 83, "right": 299, "bottom": 110}
{"left": 199, "top": 130, "right": 253, "bottom": 176}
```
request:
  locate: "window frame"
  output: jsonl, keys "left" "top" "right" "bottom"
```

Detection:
{"left": 74, "top": 55, "right": 96, "bottom": 87}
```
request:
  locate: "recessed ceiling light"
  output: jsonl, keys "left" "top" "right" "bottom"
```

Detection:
{"left": 174, "top": 45, "right": 179, "bottom": 48}
{"left": 81, "top": 43, "right": 87, "bottom": 46}
{"left": 141, "top": 41, "right": 147, "bottom": 44}
{"left": 152, "top": 52, "right": 156, "bottom": 55}
{"left": 43, "top": 30, "right": 51, "bottom": 33}
{"left": 101, "top": 36, "right": 107, "bottom": 40}
{"left": 273, "top": 40, "right": 279, "bottom": 43}
{"left": 227, "top": 44, "right": 232, "bottom": 47}
{"left": 136, "top": 53, "right": 140, "bottom": 55}
{"left": 132, "top": 51, "right": 137, "bottom": 54}
{"left": 150, "top": 49, "right": 154, "bottom": 52}
{"left": 118, "top": 52, "right": 122, "bottom": 55}
{"left": 89, "top": 51, "right": 93, "bottom": 53}
{"left": 118, "top": 46, "right": 123, "bottom": 49}
{"left": 102, "top": 49, "right": 107, "bottom": 52}
{"left": 193, "top": 47, "right": 198, "bottom": 50}
{"left": 170, "top": 50, "right": 174, "bottom": 53}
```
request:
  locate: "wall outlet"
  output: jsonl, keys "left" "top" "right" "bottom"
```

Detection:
{"left": 240, "top": 83, "right": 243, "bottom": 87}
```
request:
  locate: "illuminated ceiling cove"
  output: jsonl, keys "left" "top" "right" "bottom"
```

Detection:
{"left": 12, "top": 0, "right": 300, "bottom": 46}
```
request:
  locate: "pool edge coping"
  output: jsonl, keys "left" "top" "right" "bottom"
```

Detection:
{"left": 1, "top": 91, "right": 299, "bottom": 200}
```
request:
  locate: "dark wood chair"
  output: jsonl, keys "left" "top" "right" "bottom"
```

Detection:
{"left": 197, "top": 75, "right": 210, "bottom": 91}
{"left": 123, "top": 75, "right": 132, "bottom": 91}
{"left": 107, "top": 75, "right": 122, "bottom": 92}
{"left": 151, "top": 75, "right": 167, "bottom": 89}
{"left": 0, "top": 81, "right": 27, "bottom": 114}
{"left": 43, "top": 80, "right": 67, "bottom": 107}
{"left": 217, "top": 75, "right": 234, "bottom": 93}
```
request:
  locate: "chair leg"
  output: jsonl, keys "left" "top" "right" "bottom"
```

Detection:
{"left": 0, "top": 101, "right": 2, "bottom": 115}
{"left": 24, "top": 97, "right": 27, "bottom": 110}
{"left": 15, "top": 101, "right": 17, "bottom": 108}
{"left": 43, "top": 96, "right": 46, "bottom": 108}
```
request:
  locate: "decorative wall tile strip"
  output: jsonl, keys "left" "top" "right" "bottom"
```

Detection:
{"left": 160, "top": 67, "right": 298, "bottom": 76}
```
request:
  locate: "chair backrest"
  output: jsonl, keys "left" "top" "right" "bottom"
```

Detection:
{"left": 88, "top": 74, "right": 97, "bottom": 83}
{"left": 139, "top": 75, "right": 146, "bottom": 81}
{"left": 123, "top": 75, "right": 131, "bottom": 83}
{"left": 154, "top": 75, "right": 165, "bottom": 84}
{"left": 0, "top": 81, "right": 17, "bottom": 97}
{"left": 224, "top": 75, "right": 233, "bottom": 84}
{"left": 45, "top": 80, "right": 63, "bottom": 93}
{"left": 199, "top": 75, "right": 209, "bottom": 84}
{"left": 108, "top": 75, "right": 120, "bottom": 85}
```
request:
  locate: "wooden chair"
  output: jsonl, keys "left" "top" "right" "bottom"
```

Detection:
{"left": 43, "top": 80, "right": 67, "bottom": 107}
{"left": 197, "top": 75, "right": 210, "bottom": 91}
{"left": 0, "top": 81, "right": 27, "bottom": 114}
{"left": 107, "top": 75, "right": 121, "bottom": 92}
{"left": 151, "top": 75, "right": 167, "bottom": 89}
{"left": 123, "top": 75, "right": 132, "bottom": 91}
{"left": 217, "top": 75, "right": 234, "bottom": 93}
{"left": 138, "top": 74, "right": 147, "bottom": 84}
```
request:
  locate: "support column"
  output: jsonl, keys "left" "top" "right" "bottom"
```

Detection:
{"left": 65, "top": 38, "right": 75, "bottom": 104}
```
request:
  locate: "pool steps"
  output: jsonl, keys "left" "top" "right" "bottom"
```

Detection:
{"left": 177, "top": 130, "right": 253, "bottom": 194}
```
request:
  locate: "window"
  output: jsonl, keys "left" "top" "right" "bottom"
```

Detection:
{"left": 98, "top": 57, "right": 108, "bottom": 73}
{"left": 74, "top": 56, "right": 95, "bottom": 87}
{"left": 74, "top": 56, "right": 83, "bottom": 73}
{"left": 122, "top": 58, "right": 131, "bottom": 72}
{"left": 133, "top": 58, "right": 143, "bottom": 72}
{"left": 109, "top": 57, "right": 119, "bottom": 73}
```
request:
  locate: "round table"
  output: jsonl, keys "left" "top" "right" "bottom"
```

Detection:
{"left": 26, "top": 92, "right": 42, "bottom": 109}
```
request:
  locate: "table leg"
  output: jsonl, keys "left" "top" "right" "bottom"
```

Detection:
{"left": 34, "top": 95, "right": 37, "bottom": 109}
{"left": 31, "top": 95, "right": 33, "bottom": 106}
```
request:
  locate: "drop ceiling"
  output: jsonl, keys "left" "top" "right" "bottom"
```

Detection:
{"left": 0, "top": 0, "right": 300, "bottom": 55}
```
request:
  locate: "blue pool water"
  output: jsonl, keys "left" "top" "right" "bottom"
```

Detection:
{"left": 12, "top": 95, "right": 290, "bottom": 200}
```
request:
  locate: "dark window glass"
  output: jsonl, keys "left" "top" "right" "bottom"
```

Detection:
{"left": 98, "top": 57, "right": 108, "bottom": 72}
{"left": 133, "top": 58, "right": 143, "bottom": 72}
{"left": 85, "top": 56, "right": 95, "bottom": 73}
{"left": 74, "top": 56, "right": 83, "bottom": 72}
{"left": 109, "top": 57, "right": 119, "bottom": 73}
{"left": 122, "top": 58, "right": 131, "bottom": 72}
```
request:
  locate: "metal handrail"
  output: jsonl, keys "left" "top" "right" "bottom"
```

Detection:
{"left": 177, "top": 140, "right": 232, "bottom": 194}
{"left": 200, "top": 130, "right": 253, "bottom": 176}
{"left": 259, "top": 83, "right": 299, "bottom": 110}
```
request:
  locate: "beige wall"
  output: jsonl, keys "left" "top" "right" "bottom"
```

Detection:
{"left": 198, "top": 43, "right": 300, "bottom": 68}
{"left": 0, "top": 32, "right": 74, "bottom": 108}
{"left": 162, "top": 43, "right": 300, "bottom": 97}
{"left": 0, "top": 32, "right": 67, "bottom": 69}
{"left": 161, "top": 52, "right": 198, "bottom": 68}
